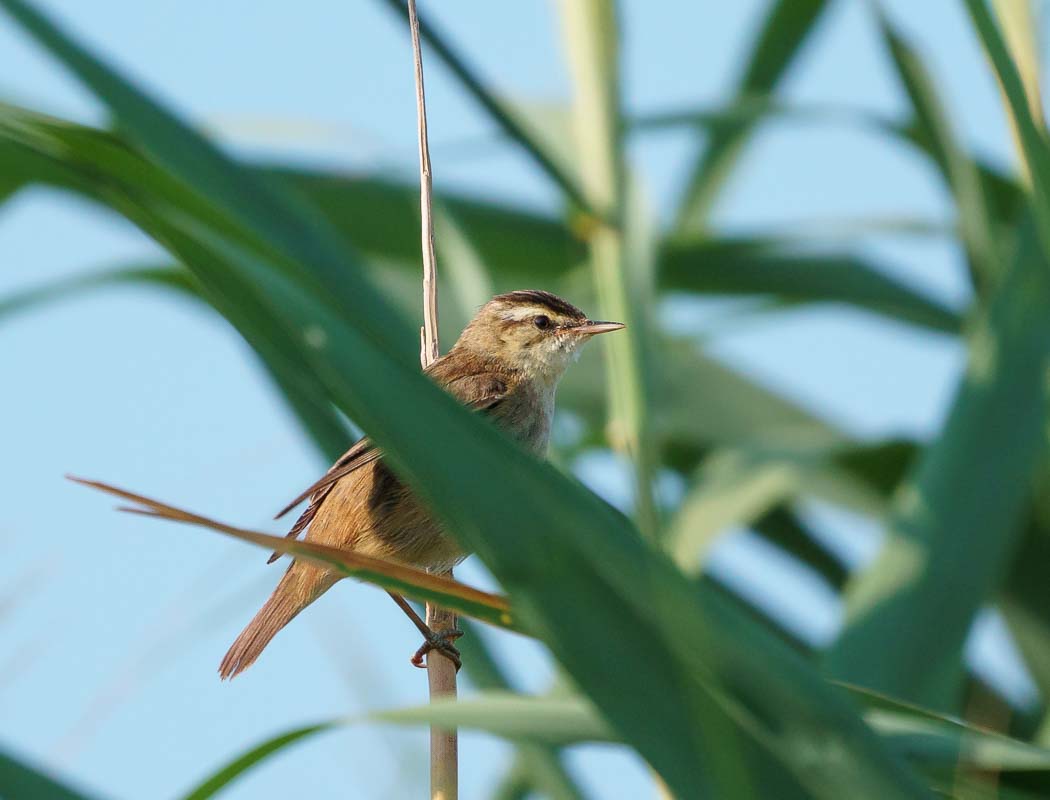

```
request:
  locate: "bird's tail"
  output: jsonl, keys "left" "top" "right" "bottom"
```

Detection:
{"left": 219, "top": 563, "right": 336, "bottom": 680}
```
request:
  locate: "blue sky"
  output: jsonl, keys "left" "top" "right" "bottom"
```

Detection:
{"left": 0, "top": 1, "right": 1038, "bottom": 798}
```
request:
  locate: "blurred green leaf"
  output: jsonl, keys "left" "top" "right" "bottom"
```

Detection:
{"left": 0, "top": 105, "right": 359, "bottom": 464}
{"left": 381, "top": 687, "right": 1050, "bottom": 776}
{"left": 660, "top": 237, "right": 963, "bottom": 333}
{"left": 669, "top": 448, "right": 803, "bottom": 570}
{"left": 874, "top": 9, "right": 999, "bottom": 293}
{"left": 454, "top": 631, "right": 586, "bottom": 800}
{"left": 182, "top": 696, "right": 587, "bottom": 800}
{"left": 637, "top": 99, "right": 1027, "bottom": 245}
{"left": 563, "top": 335, "right": 844, "bottom": 469}
{"left": 266, "top": 167, "right": 586, "bottom": 284}
{"left": 0, "top": 0, "right": 416, "bottom": 368}
{"left": 1000, "top": 516, "right": 1050, "bottom": 728}
{"left": 831, "top": 438, "right": 919, "bottom": 498}
{"left": 674, "top": 0, "right": 831, "bottom": 232}
{"left": 0, "top": 748, "right": 102, "bottom": 800}
{"left": 489, "top": 748, "right": 586, "bottom": 800}
{"left": 557, "top": 0, "right": 662, "bottom": 537}
{"left": 180, "top": 722, "right": 337, "bottom": 800}
{"left": 844, "top": 683, "right": 1050, "bottom": 771}
{"left": 0, "top": 266, "right": 194, "bottom": 322}
{"left": 963, "top": 0, "right": 1050, "bottom": 260}
{"left": 671, "top": 437, "right": 919, "bottom": 592}
{"left": 826, "top": 215, "right": 1050, "bottom": 710}
{"left": 754, "top": 506, "right": 848, "bottom": 590}
{"left": 377, "top": 691, "right": 613, "bottom": 745}
{"left": 377, "top": 0, "right": 596, "bottom": 216}
{"left": 990, "top": 1, "right": 1045, "bottom": 164}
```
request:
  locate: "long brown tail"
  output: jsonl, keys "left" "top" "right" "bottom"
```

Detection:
{"left": 219, "top": 563, "right": 336, "bottom": 679}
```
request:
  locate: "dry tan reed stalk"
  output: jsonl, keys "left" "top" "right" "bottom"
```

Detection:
{"left": 407, "top": 0, "right": 458, "bottom": 797}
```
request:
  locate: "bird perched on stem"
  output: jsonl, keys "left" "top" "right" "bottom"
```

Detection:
{"left": 219, "top": 290, "right": 624, "bottom": 679}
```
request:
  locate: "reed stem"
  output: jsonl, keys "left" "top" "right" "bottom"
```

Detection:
{"left": 408, "top": 0, "right": 458, "bottom": 797}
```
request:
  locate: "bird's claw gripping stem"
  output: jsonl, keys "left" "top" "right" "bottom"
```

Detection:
{"left": 411, "top": 627, "right": 463, "bottom": 671}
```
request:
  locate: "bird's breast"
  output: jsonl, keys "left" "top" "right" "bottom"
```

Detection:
{"left": 497, "top": 383, "right": 555, "bottom": 456}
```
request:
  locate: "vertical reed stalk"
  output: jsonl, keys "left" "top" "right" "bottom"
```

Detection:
{"left": 407, "top": 1, "right": 458, "bottom": 797}
{"left": 556, "top": 0, "right": 660, "bottom": 541}
{"left": 990, "top": 0, "right": 1045, "bottom": 185}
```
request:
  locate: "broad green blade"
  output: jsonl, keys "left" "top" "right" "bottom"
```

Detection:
{"left": 825, "top": 215, "right": 1050, "bottom": 710}
{"left": 673, "top": 0, "right": 831, "bottom": 232}
{"left": 873, "top": 11, "right": 999, "bottom": 293}
{"left": 0, "top": 748, "right": 102, "bottom": 800}
{"left": 660, "top": 237, "right": 962, "bottom": 333}
{"left": 179, "top": 722, "right": 338, "bottom": 800}
{"left": 0, "top": 0, "right": 417, "bottom": 368}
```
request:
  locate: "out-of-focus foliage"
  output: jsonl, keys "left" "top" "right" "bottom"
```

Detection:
{"left": 2, "top": 0, "right": 1050, "bottom": 798}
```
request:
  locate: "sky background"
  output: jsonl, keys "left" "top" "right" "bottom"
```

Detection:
{"left": 0, "top": 1, "right": 1040, "bottom": 798}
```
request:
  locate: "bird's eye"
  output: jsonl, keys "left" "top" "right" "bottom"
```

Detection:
{"left": 533, "top": 315, "right": 552, "bottom": 330}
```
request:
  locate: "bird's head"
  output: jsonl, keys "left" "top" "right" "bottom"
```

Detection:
{"left": 454, "top": 290, "right": 625, "bottom": 383}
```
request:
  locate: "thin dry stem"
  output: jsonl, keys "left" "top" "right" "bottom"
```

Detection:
{"left": 412, "top": 0, "right": 440, "bottom": 369}
{"left": 408, "top": 0, "right": 458, "bottom": 797}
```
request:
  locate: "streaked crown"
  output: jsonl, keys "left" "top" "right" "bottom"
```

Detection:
{"left": 453, "top": 289, "right": 623, "bottom": 381}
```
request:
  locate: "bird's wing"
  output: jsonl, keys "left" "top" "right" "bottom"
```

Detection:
{"left": 267, "top": 438, "right": 380, "bottom": 563}
{"left": 441, "top": 370, "right": 509, "bottom": 412}
{"left": 267, "top": 360, "right": 511, "bottom": 563}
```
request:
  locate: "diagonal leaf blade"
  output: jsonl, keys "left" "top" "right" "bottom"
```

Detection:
{"left": 825, "top": 214, "right": 1050, "bottom": 710}
{"left": 673, "top": 0, "right": 831, "bottom": 232}
{"left": 377, "top": 0, "right": 597, "bottom": 216}
{"left": 660, "top": 236, "right": 962, "bottom": 332}
{"left": 963, "top": 0, "right": 1050, "bottom": 261}
{"left": 0, "top": 0, "right": 416, "bottom": 367}
{"left": 69, "top": 477, "right": 517, "bottom": 632}
{"left": 0, "top": 748, "right": 102, "bottom": 800}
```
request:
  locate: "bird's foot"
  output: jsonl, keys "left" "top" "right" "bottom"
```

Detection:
{"left": 411, "top": 627, "right": 463, "bottom": 671}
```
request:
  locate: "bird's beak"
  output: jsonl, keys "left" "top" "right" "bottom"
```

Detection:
{"left": 579, "top": 320, "right": 626, "bottom": 335}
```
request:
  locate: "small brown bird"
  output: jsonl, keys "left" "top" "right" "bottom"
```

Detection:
{"left": 219, "top": 290, "right": 624, "bottom": 679}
